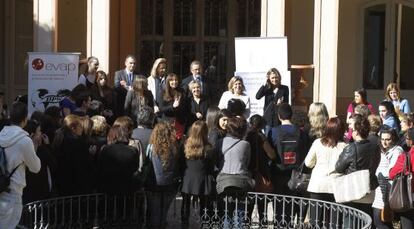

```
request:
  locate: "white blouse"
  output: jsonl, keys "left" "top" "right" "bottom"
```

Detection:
{"left": 218, "top": 91, "right": 251, "bottom": 118}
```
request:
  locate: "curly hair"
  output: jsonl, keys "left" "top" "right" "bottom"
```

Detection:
{"left": 351, "top": 114, "right": 370, "bottom": 139}
{"left": 90, "top": 115, "right": 108, "bottom": 136}
{"left": 149, "top": 122, "right": 177, "bottom": 169}
{"left": 184, "top": 121, "right": 212, "bottom": 159}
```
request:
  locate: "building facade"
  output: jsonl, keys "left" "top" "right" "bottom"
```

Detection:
{"left": 1, "top": 0, "right": 413, "bottom": 117}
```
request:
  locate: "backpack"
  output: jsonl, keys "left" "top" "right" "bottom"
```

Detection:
{"left": 0, "top": 146, "right": 20, "bottom": 193}
{"left": 272, "top": 126, "right": 302, "bottom": 171}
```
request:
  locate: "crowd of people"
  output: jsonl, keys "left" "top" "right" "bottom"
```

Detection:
{"left": 0, "top": 54, "right": 413, "bottom": 229}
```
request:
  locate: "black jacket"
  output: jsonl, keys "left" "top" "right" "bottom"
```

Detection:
{"left": 180, "top": 75, "right": 211, "bottom": 99}
{"left": 256, "top": 84, "right": 289, "bottom": 127}
{"left": 335, "top": 139, "right": 380, "bottom": 190}
{"left": 97, "top": 142, "right": 140, "bottom": 194}
{"left": 187, "top": 96, "right": 209, "bottom": 127}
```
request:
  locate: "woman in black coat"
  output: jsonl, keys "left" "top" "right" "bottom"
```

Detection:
{"left": 187, "top": 80, "right": 209, "bottom": 128}
{"left": 181, "top": 121, "right": 216, "bottom": 223}
{"left": 160, "top": 73, "right": 188, "bottom": 140}
{"left": 334, "top": 114, "right": 380, "bottom": 226}
{"left": 97, "top": 125, "right": 141, "bottom": 194}
{"left": 255, "top": 68, "right": 289, "bottom": 135}
{"left": 54, "top": 115, "right": 96, "bottom": 196}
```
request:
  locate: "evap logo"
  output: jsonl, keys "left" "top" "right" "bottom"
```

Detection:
{"left": 31, "top": 58, "right": 77, "bottom": 74}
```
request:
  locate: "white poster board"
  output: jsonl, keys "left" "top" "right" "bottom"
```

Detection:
{"left": 235, "top": 37, "right": 291, "bottom": 116}
{"left": 28, "top": 52, "right": 79, "bottom": 115}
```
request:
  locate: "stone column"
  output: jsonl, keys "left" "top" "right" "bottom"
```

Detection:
{"left": 261, "top": 0, "right": 285, "bottom": 37}
{"left": 87, "top": 0, "right": 110, "bottom": 73}
{"left": 33, "top": 0, "right": 56, "bottom": 51}
{"left": 313, "top": 0, "right": 339, "bottom": 116}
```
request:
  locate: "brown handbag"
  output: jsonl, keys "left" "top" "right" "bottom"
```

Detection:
{"left": 389, "top": 152, "right": 413, "bottom": 212}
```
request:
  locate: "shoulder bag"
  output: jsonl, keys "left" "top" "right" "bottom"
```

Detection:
{"left": 287, "top": 162, "right": 310, "bottom": 193}
{"left": 331, "top": 143, "right": 371, "bottom": 203}
{"left": 389, "top": 151, "right": 413, "bottom": 212}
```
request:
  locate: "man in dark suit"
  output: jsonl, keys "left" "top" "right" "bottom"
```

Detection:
{"left": 114, "top": 55, "right": 139, "bottom": 116}
{"left": 180, "top": 60, "right": 211, "bottom": 99}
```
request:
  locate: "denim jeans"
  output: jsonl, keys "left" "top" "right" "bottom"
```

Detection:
{"left": 0, "top": 191, "right": 22, "bottom": 229}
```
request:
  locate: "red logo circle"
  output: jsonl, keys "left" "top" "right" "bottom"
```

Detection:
{"left": 32, "top": 58, "right": 44, "bottom": 70}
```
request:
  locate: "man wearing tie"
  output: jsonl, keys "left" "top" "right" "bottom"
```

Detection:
{"left": 114, "top": 55, "right": 138, "bottom": 116}
{"left": 181, "top": 60, "right": 211, "bottom": 99}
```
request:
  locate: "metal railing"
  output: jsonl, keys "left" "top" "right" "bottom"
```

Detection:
{"left": 18, "top": 191, "right": 372, "bottom": 229}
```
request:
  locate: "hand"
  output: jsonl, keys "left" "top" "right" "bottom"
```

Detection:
{"left": 277, "top": 96, "right": 284, "bottom": 105}
{"left": 196, "top": 112, "right": 203, "bottom": 119}
{"left": 173, "top": 99, "right": 180, "bottom": 108}
{"left": 120, "top": 80, "right": 127, "bottom": 87}
{"left": 42, "top": 134, "right": 50, "bottom": 145}
{"left": 154, "top": 106, "right": 160, "bottom": 113}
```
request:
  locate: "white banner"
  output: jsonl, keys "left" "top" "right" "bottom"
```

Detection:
{"left": 235, "top": 37, "right": 291, "bottom": 117}
{"left": 28, "top": 52, "right": 79, "bottom": 115}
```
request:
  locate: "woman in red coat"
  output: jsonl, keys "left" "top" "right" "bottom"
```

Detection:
{"left": 389, "top": 128, "right": 414, "bottom": 229}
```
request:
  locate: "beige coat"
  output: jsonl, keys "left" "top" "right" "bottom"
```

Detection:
{"left": 305, "top": 138, "right": 347, "bottom": 194}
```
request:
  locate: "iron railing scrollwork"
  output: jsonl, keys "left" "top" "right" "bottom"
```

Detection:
{"left": 18, "top": 191, "right": 372, "bottom": 229}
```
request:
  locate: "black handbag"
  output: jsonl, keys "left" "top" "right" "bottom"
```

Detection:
{"left": 389, "top": 152, "right": 413, "bottom": 212}
{"left": 287, "top": 162, "right": 310, "bottom": 193}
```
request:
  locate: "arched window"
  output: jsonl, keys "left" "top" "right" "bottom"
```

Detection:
{"left": 362, "top": 0, "right": 414, "bottom": 90}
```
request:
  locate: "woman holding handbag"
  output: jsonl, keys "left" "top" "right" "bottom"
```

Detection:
{"left": 372, "top": 127, "right": 403, "bottom": 228}
{"left": 216, "top": 116, "right": 253, "bottom": 194}
{"left": 334, "top": 114, "right": 381, "bottom": 223}
{"left": 304, "top": 117, "right": 347, "bottom": 226}
{"left": 389, "top": 128, "right": 414, "bottom": 229}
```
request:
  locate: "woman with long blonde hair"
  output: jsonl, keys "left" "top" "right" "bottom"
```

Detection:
{"left": 308, "top": 102, "right": 329, "bottom": 142}
{"left": 146, "top": 122, "right": 179, "bottom": 228}
{"left": 181, "top": 121, "right": 216, "bottom": 223}
{"left": 147, "top": 58, "right": 168, "bottom": 114}
{"left": 385, "top": 82, "right": 411, "bottom": 114}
